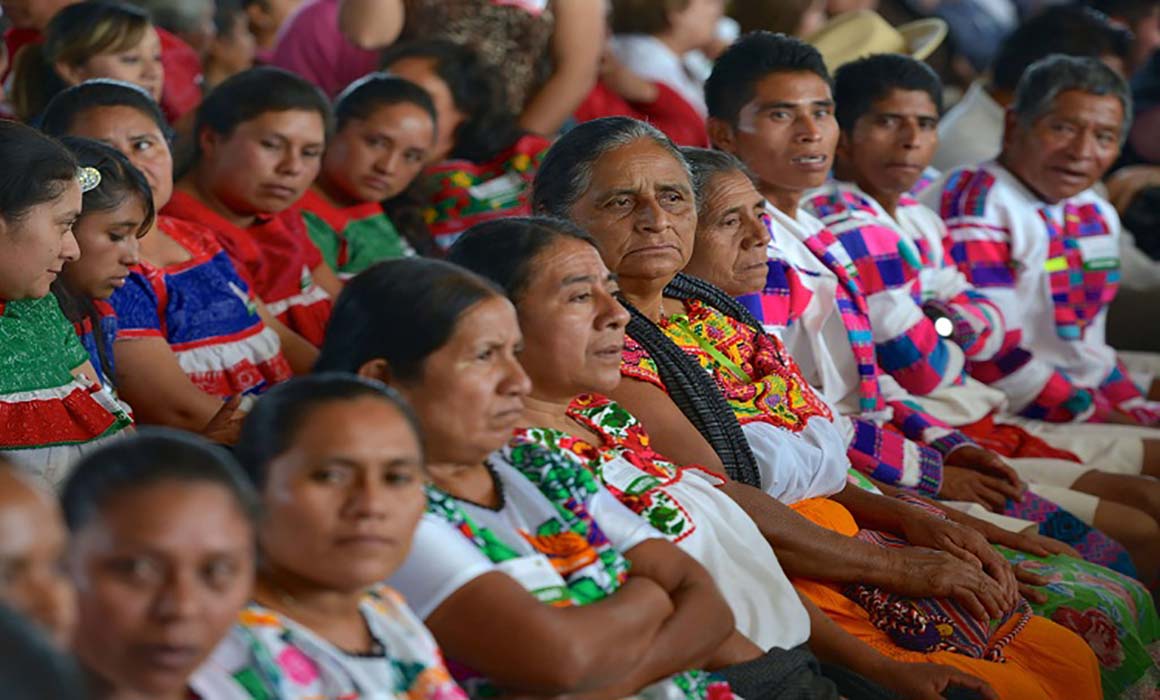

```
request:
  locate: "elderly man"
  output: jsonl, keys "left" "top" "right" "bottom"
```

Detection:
{"left": 922, "top": 56, "right": 1160, "bottom": 442}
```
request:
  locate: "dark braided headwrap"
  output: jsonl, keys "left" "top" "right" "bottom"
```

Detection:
{"left": 620, "top": 272, "right": 763, "bottom": 487}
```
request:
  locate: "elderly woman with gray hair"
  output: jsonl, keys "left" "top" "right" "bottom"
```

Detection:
{"left": 531, "top": 115, "right": 1102, "bottom": 700}
{"left": 922, "top": 56, "right": 1160, "bottom": 453}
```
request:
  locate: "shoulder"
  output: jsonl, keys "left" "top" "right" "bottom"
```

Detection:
{"left": 931, "top": 164, "right": 1007, "bottom": 219}
{"left": 621, "top": 334, "right": 666, "bottom": 390}
{"left": 805, "top": 183, "right": 882, "bottom": 223}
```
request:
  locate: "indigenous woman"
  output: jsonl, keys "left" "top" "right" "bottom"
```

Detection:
{"left": 10, "top": 2, "right": 163, "bottom": 122}
{"left": 0, "top": 121, "right": 132, "bottom": 484}
{"left": 42, "top": 80, "right": 307, "bottom": 437}
{"left": 193, "top": 374, "right": 467, "bottom": 700}
{"left": 165, "top": 67, "right": 340, "bottom": 346}
{"left": 314, "top": 259, "right": 792, "bottom": 700}
{"left": 533, "top": 117, "right": 1104, "bottom": 699}
{"left": 297, "top": 73, "right": 436, "bottom": 276}
{"left": 382, "top": 40, "right": 552, "bottom": 252}
{"left": 62, "top": 430, "right": 258, "bottom": 700}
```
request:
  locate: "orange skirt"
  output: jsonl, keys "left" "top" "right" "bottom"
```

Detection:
{"left": 790, "top": 498, "right": 1101, "bottom": 700}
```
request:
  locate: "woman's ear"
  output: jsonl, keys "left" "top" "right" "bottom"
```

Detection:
{"left": 357, "top": 358, "right": 393, "bottom": 385}
{"left": 53, "top": 61, "right": 85, "bottom": 87}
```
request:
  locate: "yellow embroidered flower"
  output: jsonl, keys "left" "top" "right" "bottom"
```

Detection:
{"left": 423, "top": 208, "right": 438, "bottom": 224}
{"left": 451, "top": 172, "right": 473, "bottom": 188}
{"left": 511, "top": 154, "right": 531, "bottom": 172}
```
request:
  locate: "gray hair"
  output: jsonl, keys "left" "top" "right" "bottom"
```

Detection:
{"left": 680, "top": 147, "right": 755, "bottom": 220}
{"left": 1012, "top": 54, "right": 1133, "bottom": 142}
{"left": 532, "top": 116, "right": 693, "bottom": 220}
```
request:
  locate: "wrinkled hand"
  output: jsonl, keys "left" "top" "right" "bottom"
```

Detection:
{"left": 939, "top": 466, "right": 1023, "bottom": 512}
{"left": 900, "top": 514, "right": 1020, "bottom": 612}
{"left": 202, "top": 395, "right": 245, "bottom": 444}
{"left": 1013, "top": 563, "right": 1052, "bottom": 605}
{"left": 876, "top": 661, "right": 998, "bottom": 700}
{"left": 986, "top": 525, "right": 1081, "bottom": 559}
{"left": 889, "top": 548, "right": 1011, "bottom": 622}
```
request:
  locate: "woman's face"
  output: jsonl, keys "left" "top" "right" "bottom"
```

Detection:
{"left": 683, "top": 170, "right": 772, "bottom": 296}
{"left": 0, "top": 469, "right": 76, "bottom": 648}
{"left": 515, "top": 238, "right": 630, "bottom": 399}
{"left": 199, "top": 109, "right": 326, "bottom": 216}
{"left": 394, "top": 296, "right": 532, "bottom": 465}
{"left": 259, "top": 397, "right": 426, "bottom": 592}
{"left": 384, "top": 57, "right": 464, "bottom": 163}
{"left": 567, "top": 139, "right": 697, "bottom": 292}
{"left": 69, "top": 481, "right": 255, "bottom": 699}
{"left": 0, "top": 181, "right": 82, "bottom": 300}
{"left": 323, "top": 101, "right": 435, "bottom": 204}
{"left": 67, "top": 105, "right": 174, "bottom": 212}
{"left": 59, "top": 27, "right": 165, "bottom": 103}
{"left": 62, "top": 195, "right": 146, "bottom": 300}
{"left": 207, "top": 12, "right": 256, "bottom": 78}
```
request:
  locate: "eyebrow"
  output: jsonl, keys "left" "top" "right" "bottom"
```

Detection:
{"left": 874, "top": 110, "right": 938, "bottom": 120}
{"left": 562, "top": 274, "right": 599, "bottom": 286}
{"left": 757, "top": 99, "right": 834, "bottom": 111}
{"left": 658, "top": 182, "right": 694, "bottom": 196}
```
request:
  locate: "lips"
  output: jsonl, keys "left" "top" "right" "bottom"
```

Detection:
{"left": 362, "top": 176, "right": 392, "bottom": 193}
{"left": 790, "top": 154, "right": 829, "bottom": 172}
{"left": 593, "top": 342, "right": 626, "bottom": 360}
{"left": 109, "top": 275, "right": 129, "bottom": 289}
{"left": 334, "top": 534, "right": 395, "bottom": 548}
{"left": 261, "top": 184, "right": 299, "bottom": 200}
{"left": 134, "top": 643, "right": 202, "bottom": 673}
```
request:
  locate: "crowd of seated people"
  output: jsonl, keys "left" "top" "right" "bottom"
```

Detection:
{"left": 3, "top": 0, "right": 1160, "bottom": 698}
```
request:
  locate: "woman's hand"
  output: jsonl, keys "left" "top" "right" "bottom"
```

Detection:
{"left": 900, "top": 510, "right": 1021, "bottom": 612}
{"left": 876, "top": 661, "right": 998, "bottom": 700}
{"left": 201, "top": 395, "right": 246, "bottom": 444}
{"left": 1013, "top": 563, "right": 1052, "bottom": 605}
{"left": 987, "top": 524, "right": 1081, "bottom": 559}
{"left": 944, "top": 446, "right": 1023, "bottom": 488}
{"left": 886, "top": 547, "right": 1011, "bottom": 621}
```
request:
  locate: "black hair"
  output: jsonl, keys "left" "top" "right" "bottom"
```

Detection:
{"left": 234, "top": 373, "right": 425, "bottom": 489}
{"left": 60, "top": 428, "right": 260, "bottom": 532}
{"left": 0, "top": 604, "right": 87, "bottom": 700}
{"left": 992, "top": 6, "right": 1133, "bottom": 93}
{"left": 214, "top": 0, "right": 247, "bottom": 35}
{"left": 833, "top": 54, "right": 944, "bottom": 132}
{"left": 52, "top": 137, "right": 156, "bottom": 386}
{"left": 445, "top": 216, "right": 600, "bottom": 302}
{"left": 1083, "top": 0, "right": 1160, "bottom": 29}
{"left": 10, "top": 2, "right": 153, "bottom": 122}
{"left": 533, "top": 116, "right": 690, "bottom": 219}
{"left": 381, "top": 39, "right": 524, "bottom": 163}
{"left": 0, "top": 121, "right": 79, "bottom": 223}
{"left": 334, "top": 72, "right": 437, "bottom": 133}
{"left": 314, "top": 258, "right": 503, "bottom": 380}
{"left": 189, "top": 66, "right": 333, "bottom": 167}
{"left": 705, "top": 31, "right": 832, "bottom": 128}
{"left": 40, "top": 79, "right": 173, "bottom": 143}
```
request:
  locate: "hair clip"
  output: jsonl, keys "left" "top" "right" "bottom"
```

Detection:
{"left": 77, "top": 166, "right": 102, "bottom": 193}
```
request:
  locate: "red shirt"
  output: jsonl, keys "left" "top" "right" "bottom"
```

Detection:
{"left": 574, "top": 81, "right": 708, "bottom": 148}
{"left": 163, "top": 191, "right": 333, "bottom": 346}
{"left": 3, "top": 27, "right": 202, "bottom": 123}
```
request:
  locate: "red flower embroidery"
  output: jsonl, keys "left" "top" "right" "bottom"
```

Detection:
{"left": 1050, "top": 606, "right": 1123, "bottom": 668}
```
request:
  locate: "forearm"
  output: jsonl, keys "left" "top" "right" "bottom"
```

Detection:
{"left": 720, "top": 481, "right": 901, "bottom": 587}
{"left": 830, "top": 483, "right": 921, "bottom": 537}
{"left": 260, "top": 306, "right": 319, "bottom": 372}
{"left": 801, "top": 594, "right": 890, "bottom": 681}
{"left": 519, "top": 66, "right": 598, "bottom": 136}
{"left": 338, "top": 0, "right": 404, "bottom": 48}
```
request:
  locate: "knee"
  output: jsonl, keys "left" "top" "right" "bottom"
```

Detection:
{"left": 1096, "top": 501, "right": 1160, "bottom": 545}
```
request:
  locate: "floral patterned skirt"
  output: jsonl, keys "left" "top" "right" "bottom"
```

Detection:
{"left": 999, "top": 546, "right": 1160, "bottom": 700}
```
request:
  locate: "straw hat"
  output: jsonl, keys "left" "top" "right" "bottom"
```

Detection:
{"left": 807, "top": 10, "right": 948, "bottom": 72}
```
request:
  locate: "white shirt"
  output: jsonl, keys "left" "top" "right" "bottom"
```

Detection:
{"left": 610, "top": 34, "right": 707, "bottom": 117}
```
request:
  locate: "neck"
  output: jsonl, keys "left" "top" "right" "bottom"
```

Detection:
{"left": 997, "top": 152, "right": 1058, "bottom": 204}
{"left": 255, "top": 564, "right": 365, "bottom": 622}
{"left": 986, "top": 85, "right": 1014, "bottom": 109}
{"left": 137, "top": 217, "right": 166, "bottom": 261}
{"left": 90, "top": 674, "right": 186, "bottom": 700}
{"left": 179, "top": 171, "right": 256, "bottom": 229}
{"left": 759, "top": 181, "right": 800, "bottom": 219}
{"left": 426, "top": 459, "right": 499, "bottom": 506}
{"left": 314, "top": 177, "right": 359, "bottom": 209}
{"left": 619, "top": 277, "right": 672, "bottom": 322}
{"left": 520, "top": 392, "right": 576, "bottom": 433}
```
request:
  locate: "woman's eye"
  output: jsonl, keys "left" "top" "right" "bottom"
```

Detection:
{"left": 203, "top": 559, "right": 240, "bottom": 588}
{"left": 310, "top": 467, "right": 347, "bottom": 484}
{"left": 384, "top": 470, "right": 417, "bottom": 486}
{"left": 569, "top": 292, "right": 593, "bottom": 303}
{"left": 111, "top": 557, "right": 159, "bottom": 583}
